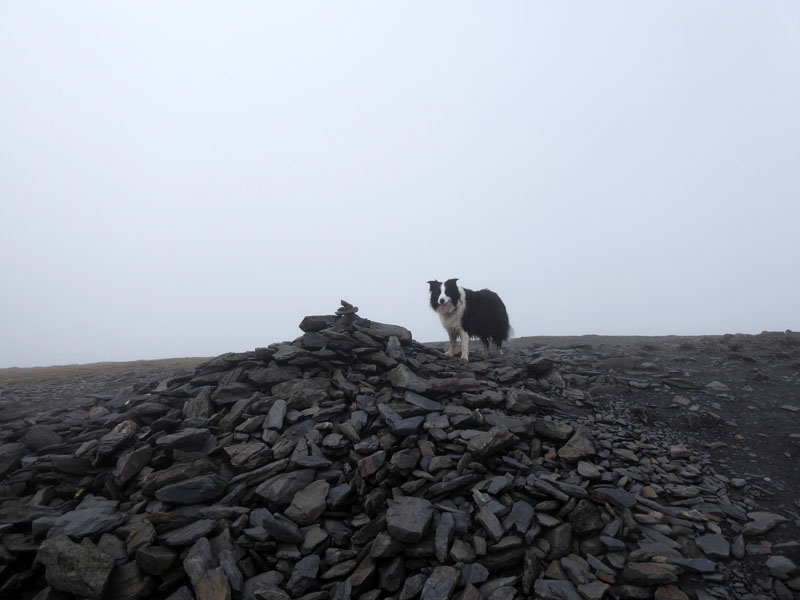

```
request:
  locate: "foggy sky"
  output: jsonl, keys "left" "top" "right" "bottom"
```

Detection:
{"left": 1, "top": 2, "right": 799, "bottom": 368}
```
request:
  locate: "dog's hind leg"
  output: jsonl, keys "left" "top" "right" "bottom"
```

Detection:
{"left": 481, "top": 338, "right": 490, "bottom": 358}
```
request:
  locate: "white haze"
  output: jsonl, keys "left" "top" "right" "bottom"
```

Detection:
{"left": 1, "top": 2, "right": 799, "bottom": 368}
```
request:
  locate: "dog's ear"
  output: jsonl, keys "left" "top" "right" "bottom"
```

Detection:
{"left": 427, "top": 280, "right": 440, "bottom": 290}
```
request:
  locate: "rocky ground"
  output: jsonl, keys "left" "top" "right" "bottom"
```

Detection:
{"left": 0, "top": 304, "right": 798, "bottom": 600}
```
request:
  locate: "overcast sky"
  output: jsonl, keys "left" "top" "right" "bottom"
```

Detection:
{"left": 1, "top": 3, "right": 798, "bottom": 368}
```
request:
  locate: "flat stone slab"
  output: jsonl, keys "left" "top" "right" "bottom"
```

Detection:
{"left": 387, "top": 497, "right": 434, "bottom": 543}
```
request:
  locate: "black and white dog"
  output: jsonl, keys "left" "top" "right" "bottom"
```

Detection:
{"left": 427, "top": 278, "right": 511, "bottom": 360}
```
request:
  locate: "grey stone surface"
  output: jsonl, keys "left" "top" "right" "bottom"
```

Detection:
{"left": 37, "top": 535, "right": 115, "bottom": 599}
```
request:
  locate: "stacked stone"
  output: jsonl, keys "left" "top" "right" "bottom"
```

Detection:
{"left": 0, "top": 302, "right": 797, "bottom": 600}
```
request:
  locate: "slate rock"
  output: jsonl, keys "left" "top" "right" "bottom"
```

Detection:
{"left": 695, "top": 533, "right": 730, "bottom": 559}
{"left": 533, "top": 579, "right": 582, "bottom": 600}
{"left": 742, "top": 511, "right": 787, "bottom": 536}
{"left": 106, "top": 561, "right": 155, "bottom": 600}
{"left": 387, "top": 364, "right": 434, "bottom": 393}
{"left": 286, "top": 554, "right": 320, "bottom": 596}
{"left": 155, "top": 474, "right": 228, "bottom": 505}
{"left": 569, "top": 499, "right": 604, "bottom": 536}
{"left": 400, "top": 573, "right": 428, "bottom": 600}
{"left": 534, "top": 419, "right": 574, "bottom": 442}
{"left": 271, "top": 378, "right": 330, "bottom": 410}
{"left": 136, "top": 545, "right": 177, "bottom": 575}
{"left": 194, "top": 566, "right": 232, "bottom": 600}
{"left": 160, "top": 519, "right": 217, "bottom": 546}
{"left": 284, "top": 479, "right": 330, "bottom": 526}
{"left": 97, "top": 420, "right": 139, "bottom": 457}
{"left": 184, "top": 537, "right": 215, "bottom": 587}
{"left": 37, "top": 535, "right": 115, "bottom": 599}
{"left": 766, "top": 555, "right": 799, "bottom": 580}
{"left": 114, "top": 445, "right": 153, "bottom": 486}
{"left": 622, "top": 563, "right": 678, "bottom": 585}
{"left": 557, "top": 426, "right": 596, "bottom": 462}
{"left": 466, "top": 426, "right": 518, "bottom": 458}
{"left": 37, "top": 506, "right": 128, "bottom": 540}
{"left": 387, "top": 496, "right": 434, "bottom": 543}
{"left": 156, "top": 428, "right": 216, "bottom": 453}
{"left": 251, "top": 509, "right": 304, "bottom": 543}
{"left": 591, "top": 486, "right": 636, "bottom": 509}
{"left": 420, "top": 566, "right": 460, "bottom": 600}
{"left": 22, "top": 425, "right": 63, "bottom": 451}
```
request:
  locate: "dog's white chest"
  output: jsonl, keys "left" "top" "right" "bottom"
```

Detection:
{"left": 438, "top": 302, "right": 465, "bottom": 334}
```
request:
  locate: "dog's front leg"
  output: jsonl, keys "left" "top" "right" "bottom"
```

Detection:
{"left": 445, "top": 330, "right": 458, "bottom": 357}
{"left": 460, "top": 330, "right": 470, "bottom": 361}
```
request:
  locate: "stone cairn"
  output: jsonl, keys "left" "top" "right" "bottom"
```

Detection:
{"left": 0, "top": 301, "right": 797, "bottom": 600}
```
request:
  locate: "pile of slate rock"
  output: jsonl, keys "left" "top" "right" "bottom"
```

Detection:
{"left": 0, "top": 301, "right": 798, "bottom": 600}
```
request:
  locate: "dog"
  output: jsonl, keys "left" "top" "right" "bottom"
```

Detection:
{"left": 427, "top": 278, "right": 511, "bottom": 360}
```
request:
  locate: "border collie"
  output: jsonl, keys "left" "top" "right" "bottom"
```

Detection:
{"left": 427, "top": 278, "right": 511, "bottom": 360}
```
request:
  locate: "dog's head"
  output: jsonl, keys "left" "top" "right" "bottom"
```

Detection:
{"left": 428, "top": 278, "right": 460, "bottom": 314}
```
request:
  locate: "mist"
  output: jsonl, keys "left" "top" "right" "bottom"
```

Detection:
{"left": 1, "top": 2, "right": 798, "bottom": 368}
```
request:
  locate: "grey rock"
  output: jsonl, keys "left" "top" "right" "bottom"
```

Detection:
{"left": 155, "top": 427, "right": 216, "bottom": 452}
{"left": 622, "top": 562, "right": 678, "bottom": 585}
{"left": 136, "top": 545, "right": 176, "bottom": 576}
{"left": 766, "top": 555, "right": 799, "bottom": 580}
{"left": 504, "top": 500, "right": 535, "bottom": 534}
{"left": 578, "top": 581, "right": 609, "bottom": 600}
{"left": 193, "top": 566, "right": 231, "bottom": 600}
{"left": 400, "top": 574, "right": 428, "bottom": 600}
{"left": 106, "top": 561, "right": 155, "bottom": 600}
{"left": 421, "top": 566, "right": 460, "bottom": 600}
{"left": 155, "top": 474, "right": 228, "bottom": 505}
{"left": 379, "top": 555, "right": 406, "bottom": 592}
{"left": 37, "top": 506, "right": 127, "bottom": 540}
{"left": 569, "top": 499, "right": 604, "bottom": 536}
{"left": 458, "top": 563, "right": 489, "bottom": 586}
{"left": 284, "top": 479, "right": 330, "bottom": 526}
{"left": 545, "top": 523, "right": 573, "bottom": 559}
{"left": 435, "top": 512, "right": 455, "bottom": 562}
{"left": 224, "top": 442, "right": 267, "bottom": 467}
{"left": 695, "top": 533, "right": 730, "bottom": 559}
{"left": 114, "top": 445, "right": 153, "bottom": 486}
{"left": 266, "top": 398, "right": 287, "bottom": 429}
{"left": 250, "top": 509, "right": 303, "bottom": 543}
{"left": 557, "top": 426, "right": 595, "bottom": 462}
{"left": 369, "top": 531, "right": 404, "bottom": 559}
{"left": 159, "top": 519, "right": 217, "bottom": 546}
{"left": 450, "top": 539, "right": 477, "bottom": 563}
{"left": 742, "top": 511, "right": 787, "bottom": 536}
{"left": 476, "top": 506, "right": 504, "bottom": 542}
{"left": 387, "top": 364, "right": 435, "bottom": 393}
{"left": 533, "top": 579, "right": 582, "bottom": 600}
{"left": 37, "top": 535, "right": 115, "bottom": 599}
{"left": 254, "top": 469, "right": 315, "bottom": 507}
{"left": 97, "top": 420, "right": 139, "bottom": 457}
{"left": 534, "top": 418, "right": 574, "bottom": 442}
{"left": 271, "top": 378, "right": 330, "bottom": 410}
{"left": 286, "top": 554, "right": 320, "bottom": 596}
{"left": 591, "top": 486, "right": 636, "bottom": 508}
{"left": 387, "top": 496, "right": 434, "bottom": 543}
{"left": 404, "top": 390, "right": 444, "bottom": 411}
{"left": 22, "top": 425, "right": 63, "bottom": 451}
{"left": 183, "top": 537, "right": 215, "bottom": 587}
{"left": 466, "top": 426, "right": 518, "bottom": 458}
